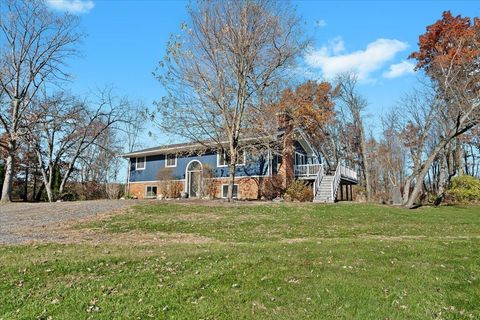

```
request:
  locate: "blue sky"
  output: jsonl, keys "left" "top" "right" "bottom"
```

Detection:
{"left": 46, "top": 0, "right": 479, "bottom": 147}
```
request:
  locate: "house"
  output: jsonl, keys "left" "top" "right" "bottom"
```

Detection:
{"left": 122, "top": 114, "right": 358, "bottom": 202}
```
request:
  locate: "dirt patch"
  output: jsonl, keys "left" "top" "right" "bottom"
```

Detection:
{"left": 280, "top": 238, "right": 311, "bottom": 244}
{"left": 28, "top": 227, "right": 219, "bottom": 246}
{"left": 7, "top": 204, "right": 219, "bottom": 246}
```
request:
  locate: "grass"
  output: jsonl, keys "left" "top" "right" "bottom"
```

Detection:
{"left": 1, "top": 202, "right": 479, "bottom": 319}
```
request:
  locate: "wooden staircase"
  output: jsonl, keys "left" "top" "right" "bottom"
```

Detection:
{"left": 313, "top": 163, "right": 357, "bottom": 203}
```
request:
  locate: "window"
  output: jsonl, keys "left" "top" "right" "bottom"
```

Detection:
{"left": 217, "top": 150, "right": 246, "bottom": 167}
{"left": 218, "top": 152, "right": 228, "bottom": 167}
{"left": 221, "top": 184, "right": 238, "bottom": 198}
{"left": 136, "top": 157, "right": 146, "bottom": 170}
{"left": 165, "top": 154, "right": 177, "bottom": 167}
{"left": 145, "top": 186, "right": 157, "bottom": 198}
{"left": 295, "top": 153, "right": 306, "bottom": 165}
{"left": 237, "top": 150, "right": 245, "bottom": 166}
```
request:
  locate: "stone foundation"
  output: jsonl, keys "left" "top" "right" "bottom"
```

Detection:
{"left": 128, "top": 177, "right": 261, "bottom": 200}
{"left": 210, "top": 177, "right": 260, "bottom": 200}
{"left": 128, "top": 180, "right": 185, "bottom": 199}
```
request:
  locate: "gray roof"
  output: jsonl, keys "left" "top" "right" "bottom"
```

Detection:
{"left": 120, "top": 133, "right": 282, "bottom": 158}
{"left": 120, "top": 128, "right": 317, "bottom": 158}
{"left": 120, "top": 140, "right": 218, "bottom": 157}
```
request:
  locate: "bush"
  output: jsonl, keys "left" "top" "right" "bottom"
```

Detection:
{"left": 156, "top": 167, "right": 182, "bottom": 198}
{"left": 446, "top": 175, "right": 480, "bottom": 203}
{"left": 201, "top": 165, "right": 217, "bottom": 198}
{"left": 60, "top": 192, "right": 77, "bottom": 201}
{"left": 285, "top": 180, "right": 313, "bottom": 202}
{"left": 260, "top": 175, "right": 284, "bottom": 200}
{"left": 159, "top": 181, "right": 183, "bottom": 198}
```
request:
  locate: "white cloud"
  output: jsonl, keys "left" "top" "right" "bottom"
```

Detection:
{"left": 315, "top": 20, "right": 327, "bottom": 28}
{"left": 383, "top": 60, "right": 415, "bottom": 78}
{"left": 46, "top": 0, "right": 95, "bottom": 14}
{"left": 304, "top": 37, "right": 409, "bottom": 81}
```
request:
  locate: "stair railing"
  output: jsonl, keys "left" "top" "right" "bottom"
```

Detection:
{"left": 314, "top": 164, "right": 324, "bottom": 198}
{"left": 331, "top": 162, "right": 342, "bottom": 201}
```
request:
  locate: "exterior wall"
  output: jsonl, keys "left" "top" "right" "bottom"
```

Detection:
{"left": 130, "top": 150, "right": 269, "bottom": 183}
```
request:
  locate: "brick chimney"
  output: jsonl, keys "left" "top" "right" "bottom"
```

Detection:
{"left": 276, "top": 111, "right": 294, "bottom": 188}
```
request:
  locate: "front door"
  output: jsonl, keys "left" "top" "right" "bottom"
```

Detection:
{"left": 186, "top": 160, "right": 203, "bottom": 198}
{"left": 188, "top": 171, "right": 202, "bottom": 197}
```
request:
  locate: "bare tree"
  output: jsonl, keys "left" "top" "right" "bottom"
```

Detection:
{"left": 0, "top": 0, "right": 81, "bottom": 203}
{"left": 28, "top": 89, "right": 128, "bottom": 202}
{"left": 154, "top": 0, "right": 307, "bottom": 201}
{"left": 335, "top": 73, "right": 373, "bottom": 201}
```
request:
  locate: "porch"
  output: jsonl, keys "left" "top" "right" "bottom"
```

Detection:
{"left": 294, "top": 164, "right": 322, "bottom": 179}
{"left": 294, "top": 163, "right": 358, "bottom": 182}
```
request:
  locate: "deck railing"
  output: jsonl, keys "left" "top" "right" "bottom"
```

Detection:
{"left": 294, "top": 163, "right": 322, "bottom": 178}
{"left": 337, "top": 164, "right": 357, "bottom": 181}
{"left": 330, "top": 163, "right": 357, "bottom": 201}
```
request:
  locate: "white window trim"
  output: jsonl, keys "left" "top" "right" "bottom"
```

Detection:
{"left": 217, "top": 151, "right": 246, "bottom": 167}
{"left": 145, "top": 185, "right": 157, "bottom": 198}
{"left": 135, "top": 156, "right": 146, "bottom": 170}
{"left": 165, "top": 154, "right": 177, "bottom": 167}
{"left": 221, "top": 184, "right": 238, "bottom": 199}
{"left": 295, "top": 152, "right": 307, "bottom": 166}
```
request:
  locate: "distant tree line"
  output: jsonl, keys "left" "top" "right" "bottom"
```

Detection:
{"left": 0, "top": 0, "right": 145, "bottom": 202}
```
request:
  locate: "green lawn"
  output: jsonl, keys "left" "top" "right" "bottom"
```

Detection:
{"left": 1, "top": 203, "right": 479, "bottom": 319}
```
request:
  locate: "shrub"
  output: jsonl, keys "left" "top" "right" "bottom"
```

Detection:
{"left": 260, "top": 175, "right": 284, "bottom": 200}
{"left": 159, "top": 181, "right": 183, "bottom": 198}
{"left": 168, "top": 181, "right": 183, "bottom": 198}
{"left": 201, "top": 165, "right": 217, "bottom": 198}
{"left": 285, "top": 180, "right": 313, "bottom": 202}
{"left": 445, "top": 175, "right": 480, "bottom": 203}
{"left": 156, "top": 167, "right": 182, "bottom": 198}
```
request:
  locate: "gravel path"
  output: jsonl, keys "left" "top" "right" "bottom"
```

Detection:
{"left": 0, "top": 200, "right": 138, "bottom": 245}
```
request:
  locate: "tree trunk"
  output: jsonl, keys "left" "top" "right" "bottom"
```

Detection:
{"left": 38, "top": 166, "right": 54, "bottom": 203}
{"left": 456, "top": 140, "right": 464, "bottom": 176}
{"left": 357, "top": 121, "right": 372, "bottom": 201}
{"left": 44, "top": 182, "right": 53, "bottom": 203}
{"left": 406, "top": 141, "right": 448, "bottom": 207}
{"left": 58, "top": 154, "right": 81, "bottom": 199}
{"left": 0, "top": 140, "right": 16, "bottom": 203}
{"left": 23, "top": 163, "right": 29, "bottom": 201}
{"left": 402, "top": 177, "right": 411, "bottom": 205}
{"left": 435, "top": 151, "right": 447, "bottom": 205}
{"left": 228, "top": 162, "right": 236, "bottom": 202}
{"left": 34, "top": 148, "right": 54, "bottom": 202}
{"left": 35, "top": 183, "right": 45, "bottom": 201}
{"left": 227, "top": 145, "right": 237, "bottom": 202}
{"left": 33, "top": 165, "right": 38, "bottom": 201}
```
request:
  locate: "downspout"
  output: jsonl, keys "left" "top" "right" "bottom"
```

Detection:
{"left": 126, "top": 158, "right": 131, "bottom": 196}
{"left": 268, "top": 146, "right": 272, "bottom": 176}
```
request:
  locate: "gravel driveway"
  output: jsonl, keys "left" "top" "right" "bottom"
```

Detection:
{"left": 0, "top": 200, "right": 138, "bottom": 245}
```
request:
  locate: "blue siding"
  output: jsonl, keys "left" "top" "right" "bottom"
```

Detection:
{"left": 130, "top": 150, "right": 270, "bottom": 182}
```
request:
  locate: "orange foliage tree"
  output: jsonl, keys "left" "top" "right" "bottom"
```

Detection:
{"left": 275, "top": 81, "right": 336, "bottom": 137}
{"left": 409, "top": 11, "right": 480, "bottom": 76}
{"left": 403, "top": 11, "right": 480, "bottom": 207}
